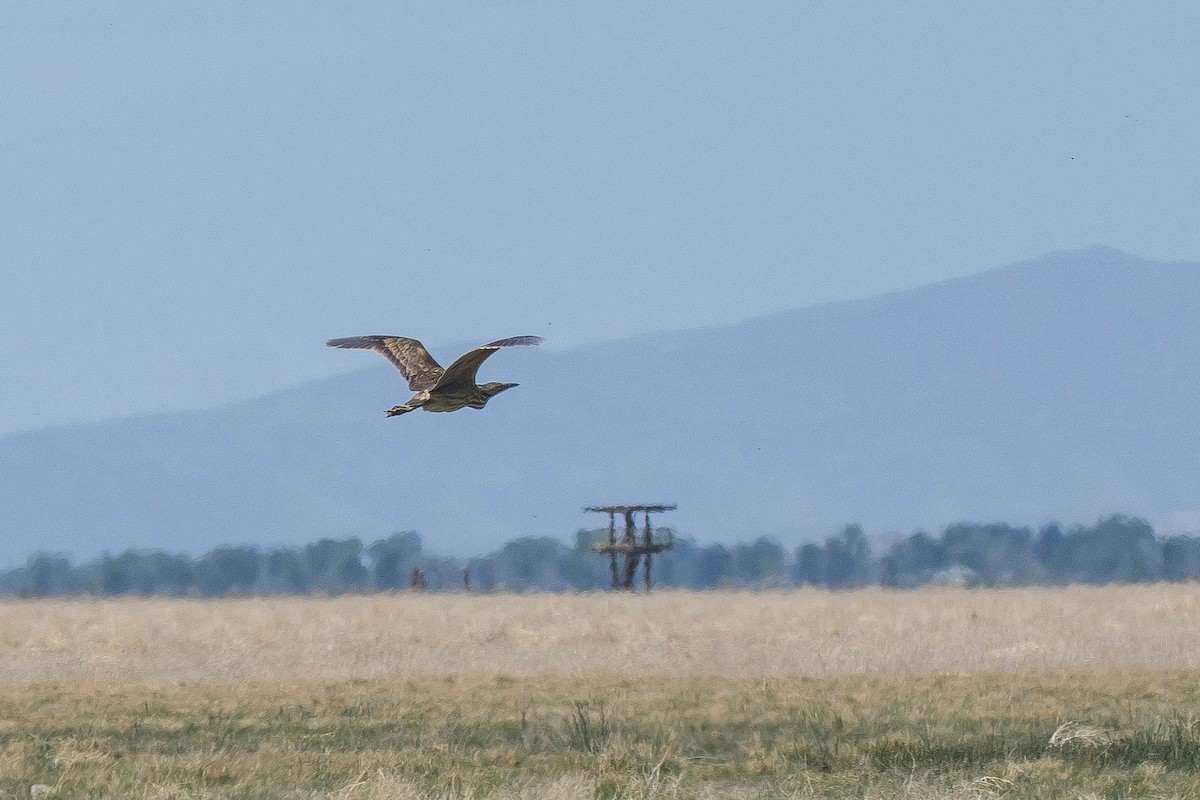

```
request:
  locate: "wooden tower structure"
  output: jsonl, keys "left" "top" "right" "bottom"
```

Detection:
{"left": 584, "top": 504, "right": 675, "bottom": 591}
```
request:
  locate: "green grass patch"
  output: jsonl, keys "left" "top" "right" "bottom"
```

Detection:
{"left": 2, "top": 671, "right": 1200, "bottom": 798}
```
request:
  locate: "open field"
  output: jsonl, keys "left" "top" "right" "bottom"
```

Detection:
{"left": 3, "top": 586, "right": 1200, "bottom": 798}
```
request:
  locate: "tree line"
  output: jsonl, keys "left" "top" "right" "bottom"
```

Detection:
{"left": 4, "top": 514, "right": 1200, "bottom": 598}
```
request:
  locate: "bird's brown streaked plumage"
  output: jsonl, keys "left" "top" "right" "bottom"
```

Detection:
{"left": 326, "top": 334, "right": 544, "bottom": 416}
{"left": 326, "top": 335, "right": 445, "bottom": 390}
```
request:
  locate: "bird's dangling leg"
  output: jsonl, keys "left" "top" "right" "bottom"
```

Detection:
{"left": 386, "top": 405, "right": 415, "bottom": 417}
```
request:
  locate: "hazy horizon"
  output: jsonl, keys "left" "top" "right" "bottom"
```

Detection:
{"left": 5, "top": 246, "right": 1200, "bottom": 562}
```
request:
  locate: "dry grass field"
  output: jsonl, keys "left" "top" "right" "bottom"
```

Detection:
{"left": 3, "top": 586, "right": 1200, "bottom": 798}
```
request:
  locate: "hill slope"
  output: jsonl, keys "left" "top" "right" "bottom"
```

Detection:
{"left": 4, "top": 246, "right": 1200, "bottom": 561}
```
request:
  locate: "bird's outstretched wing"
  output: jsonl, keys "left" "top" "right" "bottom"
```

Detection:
{"left": 326, "top": 336, "right": 445, "bottom": 390}
{"left": 436, "top": 336, "right": 544, "bottom": 390}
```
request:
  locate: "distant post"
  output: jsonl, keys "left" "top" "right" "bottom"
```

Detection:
{"left": 607, "top": 511, "right": 618, "bottom": 589}
{"left": 584, "top": 504, "right": 675, "bottom": 591}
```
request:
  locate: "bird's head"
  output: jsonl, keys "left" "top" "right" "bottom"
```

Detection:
{"left": 481, "top": 382, "right": 519, "bottom": 398}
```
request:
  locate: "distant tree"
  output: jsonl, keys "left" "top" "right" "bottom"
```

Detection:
{"left": 792, "top": 543, "right": 827, "bottom": 586}
{"left": 260, "top": 548, "right": 309, "bottom": 594}
{"left": 367, "top": 531, "right": 423, "bottom": 590}
{"left": 91, "top": 553, "right": 129, "bottom": 596}
{"left": 880, "top": 532, "right": 945, "bottom": 588}
{"left": 78, "top": 551, "right": 157, "bottom": 596}
{"left": 417, "top": 555, "right": 464, "bottom": 591}
{"left": 301, "top": 538, "right": 367, "bottom": 595}
{"left": 464, "top": 557, "right": 497, "bottom": 592}
{"left": 1060, "top": 515, "right": 1163, "bottom": 584}
{"left": 732, "top": 537, "right": 788, "bottom": 587}
{"left": 649, "top": 530, "right": 690, "bottom": 588}
{"left": 1034, "top": 522, "right": 1066, "bottom": 582}
{"left": 941, "top": 523, "right": 1041, "bottom": 586}
{"left": 24, "top": 553, "right": 75, "bottom": 597}
{"left": 194, "top": 546, "right": 261, "bottom": 597}
{"left": 13, "top": 515, "right": 1200, "bottom": 597}
{"left": 1162, "top": 535, "right": 1200, "bottom": 582}
{"left": 692, "top": 544, "right": 734, "bottom": 589}
{"left": 560, "top": 529, "right": 609, "bottom": 590}
{"left": 116, "top": 550, "right": 172, "bottom": 595}
{"left": 492, "top": 537, "right": 567, "bottom": 591}
{"left": 824, "top": 524, "right": 874, "bottom": 588}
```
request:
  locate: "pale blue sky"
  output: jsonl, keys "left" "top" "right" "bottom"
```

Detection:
{"left": 3, "top": 2, "right": 1199, "bottom": 435}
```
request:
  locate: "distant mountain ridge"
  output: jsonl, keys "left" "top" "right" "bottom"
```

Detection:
{"left": 4, "top": 246, "right": 1200, "bottom": 563}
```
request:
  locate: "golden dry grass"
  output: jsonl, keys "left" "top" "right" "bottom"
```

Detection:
{"left": 4, "top": 586, "right": 1200, "bottom": 798}
{"left": 1, "top": 584, "right": 1198, "bottom": 684}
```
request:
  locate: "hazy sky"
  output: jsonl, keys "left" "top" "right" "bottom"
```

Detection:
{"left": 3, "top": 2, "right": 1199, "bottom": 435}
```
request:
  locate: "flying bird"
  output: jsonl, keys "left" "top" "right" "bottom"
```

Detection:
{"left": 327, "top": 334, "right": 544, "bottom": 416}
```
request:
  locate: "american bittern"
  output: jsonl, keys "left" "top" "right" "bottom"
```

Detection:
{"left": 327, "top": 334, "right": 544, "bottom": 416}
